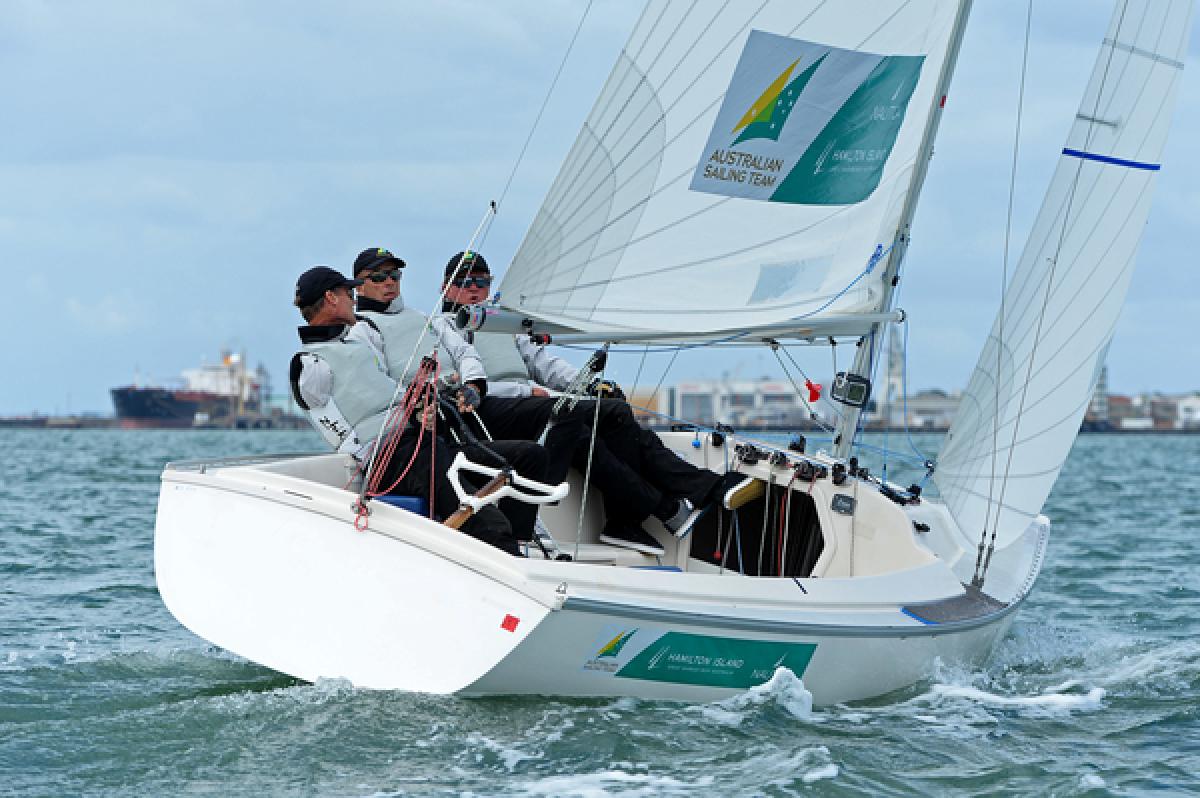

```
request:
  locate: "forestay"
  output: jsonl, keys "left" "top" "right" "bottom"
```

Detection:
{"left": 935, "top": 0, "right": 1192, "bottom": 546}
{"left": 500, "top": 1, "right": 966, "bottom": 336}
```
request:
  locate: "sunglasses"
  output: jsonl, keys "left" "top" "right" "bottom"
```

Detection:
{"left": 451, "top": 275, "right": 492, "bottom": 289}
{"left": 365, "top": 269, "right": 401, "bottom": 283}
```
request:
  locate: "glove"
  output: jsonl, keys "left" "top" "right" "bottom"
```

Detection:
{"left": 458, "top": 384, "right": 481, "bottom": 412}
{"left": 587, "top": 378, "right": 625, "bottom": 400}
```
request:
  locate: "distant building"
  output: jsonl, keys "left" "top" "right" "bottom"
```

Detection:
{"left": 1178, "top": 395, "right": 1200, "bottom": 429}
{"left": 1107, "top": 394, "right": 1135, "bottom": 426}
{"left": 902, "top": 389, "right": 961, "bottom": 430}
{"left": 1149, "top": 395, "right": 1179, "bottom": 430}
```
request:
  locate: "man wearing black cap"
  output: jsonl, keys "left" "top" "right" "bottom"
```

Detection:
{"left": 289, "top": 265, "right": 544, "bottom": 556}
{"left": 442, "top": 251, "right": 737, "bottom": 556}
{"left": 351, "top": 247, "right": 488, "bottom": 395}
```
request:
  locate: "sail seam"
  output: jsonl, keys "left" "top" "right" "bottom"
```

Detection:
{"left": 1103, "top": 37, "right": 1184, "bottom": 69}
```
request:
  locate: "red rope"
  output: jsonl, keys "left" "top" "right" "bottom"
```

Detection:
{"left": 365, "top": 357, "right": 440, "bottom": 499}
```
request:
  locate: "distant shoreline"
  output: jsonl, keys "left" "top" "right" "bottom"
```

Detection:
{"left": 2, "top": 417, "right": 1197, "bottom": 435}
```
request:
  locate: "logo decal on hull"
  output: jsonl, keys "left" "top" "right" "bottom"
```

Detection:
{"left": 615, "top": 632, "right": 817, "bottom": 689}
{"left": 581, "top": 626, "right": 817, "bottom": 689}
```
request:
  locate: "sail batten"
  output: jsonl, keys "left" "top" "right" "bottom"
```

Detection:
{"left": 934, "top": 0, "right": 1192, "bottom": 547}
{"left": 501, "top": 1, "right": 968, "bottom": 334}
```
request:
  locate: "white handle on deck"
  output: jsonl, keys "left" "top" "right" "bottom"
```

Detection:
{"left": 445, "top": 452, "right": 569, "bottom": 512}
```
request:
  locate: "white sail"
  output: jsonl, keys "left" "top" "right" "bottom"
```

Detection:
{"left": 935, "top": 0, "right": 1193, "bottom": 546}
{"left": 500, "top": 1, "right": 967, "bottom": 336}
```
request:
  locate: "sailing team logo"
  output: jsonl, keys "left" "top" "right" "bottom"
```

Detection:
{"left": 690, "top": 30, "right": 926, "bottom": 206}
{"left": 731, "top": 54, "right": 827, "bottom": 147}
{"left": 595, "top": 629, "right": 638, "bottom": 658}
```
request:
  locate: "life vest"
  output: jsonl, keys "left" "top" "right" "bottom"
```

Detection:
{"left": 470, "top": 331, "right": 530, "bottom": 384}
{"left": 296, "top": 330, "right": 397, "bottom": 449}
{"left": 358, "top": 305, "right": 450, "bottom": 384}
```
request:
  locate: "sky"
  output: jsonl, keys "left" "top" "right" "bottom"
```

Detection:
{"left": 1, "top": 1, "right": 1197, "bottom": 415}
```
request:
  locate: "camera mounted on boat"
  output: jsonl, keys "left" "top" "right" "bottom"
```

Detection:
{"left": 831, "top": 372, "right": 871, "bottom": 408}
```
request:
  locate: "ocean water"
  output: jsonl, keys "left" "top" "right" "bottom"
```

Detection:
{"left": 1, "top": 429, "right": 1198, "bottom": 796}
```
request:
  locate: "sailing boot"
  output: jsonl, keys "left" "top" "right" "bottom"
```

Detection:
{"left": 599, "top": 520, "right": 665, "bottom": 556}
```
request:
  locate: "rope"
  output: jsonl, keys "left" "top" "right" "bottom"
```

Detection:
{"left": 757, "top": 476, "right": 772, "bottom": 576}
{"left": 495, "top": 1, "right": 595, "bottom": 212}
{"left": 630, "top": 344, "right": 650, "bottom": 399}
{"left": 978, "top": 0, "right": 1130, "bottom": 587}
{"left": 573, "top": 343, "right": 610, "bottom": 561}
{"left": 770, "top": 343, "right": 840, "bottom": 432}
{"left": 976, "top": 0, "right": 1033, "bottom": 585}
{"left": 779, "top": 471, "right": 797, "bottom": 576}
{"left": 354, "top": 358, "right": 441, "bottom": 530}
{"left": 646, "top": 347, "right": 680, "bottom": 416}
{"left": 899, "top": 318, "right": 932, "bottom": 464}
{"left": 358, "top": 204, "right": 497, "bottom": 500}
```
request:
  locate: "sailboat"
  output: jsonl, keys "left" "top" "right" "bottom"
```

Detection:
{"left": 154, "top": 0, "right": 1191, "bottom": 705}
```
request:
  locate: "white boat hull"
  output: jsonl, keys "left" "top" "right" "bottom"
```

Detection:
{"left": 155, "top": 443, "right": 1046, "bottom": 706}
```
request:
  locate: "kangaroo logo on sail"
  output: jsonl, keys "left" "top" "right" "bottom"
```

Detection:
{"left": 690, "top": 30, "right": 925, "bottom": 205}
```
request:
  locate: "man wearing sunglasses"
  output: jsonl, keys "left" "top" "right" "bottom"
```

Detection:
{"left": 442, "top": 251, "right": 738, "bottom": 557}
{"left": 288, "top": 265, "right": 539, "bottom": 557}
{"left": 351, "top": 247, "right": 487, "bottom": 398}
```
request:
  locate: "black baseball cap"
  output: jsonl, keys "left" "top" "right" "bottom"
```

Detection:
{"left": 353, "top": 247, "right": 406, "bottom": 276}
{"left": 294, "top": 266, "right": 363, "bottom": 307}
{"left": 445, "top": 250, "right": 489, "bottom": 278}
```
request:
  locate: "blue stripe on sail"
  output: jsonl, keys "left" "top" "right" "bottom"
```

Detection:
{"left": 1062, "top": 147, "right": 1161, "bottom": 171}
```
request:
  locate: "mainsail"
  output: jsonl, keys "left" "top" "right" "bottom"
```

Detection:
{"left": 500, "top": 1, "right": 968, "bottom": 336}
{"left": 935, "top": 0, "right": 1193, "bottom": 546}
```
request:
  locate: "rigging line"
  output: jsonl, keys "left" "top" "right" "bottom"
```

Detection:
{"left": 973, "top": 14, "right": 1172, "bottom": 342}
{"left": 359, "top": 203, "right": 497, "bottom": 496}
{"left": 512, "top": 1, "right": 759, "bottom": 287}
{"left": 573, "top": 343, "right": 610, "bottom": 562}
{"left": 881, "top": 327, "right": 892, "bottom": 481}
{"left": 981, "top": 0, "right": 1131, "bottom": 586}
{"left": 940, "top": 248, "right": 1139, "bottom": 469}
{"left": 780, "top": 345, "right": 843, "bottom": 424}
{"left": 630, "top": 344, "right": 651, "bottom": 397}
{"left": 979, "top": 0, "right": 1033, "bottom": 583}
{"left": 980, "top": 149, "right": 1152, "bottom": 366}
{"left": 770, "top": 345, "right": 837, "bottom": 434}
{"left": 496, "top": 0, "right": 595, "bottom": 212}
{"left": 757, "top": 475, "right": 772, "bottom": 576}
{"left": 518, "top": 0, "right": 917, "bottom": 288}
{"left": 519, "top": 6, "right": 902, "bottom": 292}
{"left": 646, "top": 347, "right": 680, "bottom": 412}
{"left": 900, "top": 318, "right": 931, "bottom": 463}
{"left": 849, "top": 330, "right": 878, "bottom": 454}
{"left": 516, "top": 0, "right": 805, "bottom": 276}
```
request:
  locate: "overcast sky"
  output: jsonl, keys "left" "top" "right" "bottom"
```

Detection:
{"left": 2, "top": 1, "right": 1197, "bottom": 415}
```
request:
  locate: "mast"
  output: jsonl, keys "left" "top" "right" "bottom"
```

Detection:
{"left": 832, "top": 0, "right": 975, "bottom": 460}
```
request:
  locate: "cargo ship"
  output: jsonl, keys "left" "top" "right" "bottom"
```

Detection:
{"left": 111, "top": 351, "right": 265, "bottom": 429}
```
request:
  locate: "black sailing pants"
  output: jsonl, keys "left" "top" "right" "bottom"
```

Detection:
{"left": 476, "top": 395, "right": 720, "bottom": 524}
{"left": 374, "top": 425, "right": 549, "bottom": 554}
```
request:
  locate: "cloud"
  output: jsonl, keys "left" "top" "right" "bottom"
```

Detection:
{"left": 1, "top": 0, "right": 1197, "bottom": 414}
{"left": 65, "top": 295, "right": 138, "bottom": 335}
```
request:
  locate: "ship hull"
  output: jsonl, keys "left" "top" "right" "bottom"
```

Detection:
{"left": 110, "top": 386, "right": 232, "bottom": 429}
